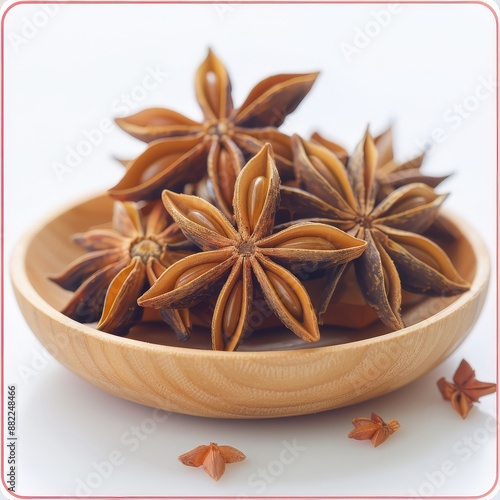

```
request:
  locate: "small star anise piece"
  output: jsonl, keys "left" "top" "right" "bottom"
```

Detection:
{"left": 437, "top": 359, "right": 496, "bottom": 419}
{"left": 311, "top": 127, "right": 449, "bottom": 199}
{"left": 348, "top": 412, "right": 400, "bottom": 447}
{"left": 139, "top": 144, "right": 367, "bottom": 350}
{"left": 50, "top": 201, "right": 191, "bottom": 336}
{"left": 109, "top": 49, "right": 319, "bottom": 217}
{"left": 178, "top": 442, "right": 246, "bottom": 481}
{"left": 289, "top": 131, "right": 469, "bottom": 330}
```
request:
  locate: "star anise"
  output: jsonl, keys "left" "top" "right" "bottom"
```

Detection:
{"left": 289, "top": 131, "right": 469, "bottom": 330}
{"left": 50, "top": 201, "right": 190, "bottom": 335}
{"left": 348, "top": 412, "right": 400, "bottom": 447}
{"left": 178, "top": 442, "right": 246, "bottom": 481}
{"left": 311, "top": 127, "right": 449, "bottom": 199}
{"left": 437, "top": 359, "right": 496, "bottom": 419}
{"left": 310, "top": 131, "right": 349, "bottom": 164}
{"left": 109, "top": 49, "right": 319, "bottom": 218}
{"left": 138, "top": 144, "right": 367, "bottom": 351}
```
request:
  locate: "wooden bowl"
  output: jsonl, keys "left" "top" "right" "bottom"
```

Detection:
{"left": 11, "top": 194, "right": 489, "bottom": 418}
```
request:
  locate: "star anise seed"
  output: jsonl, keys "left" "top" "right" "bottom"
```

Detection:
{"left": 138, "top": 144, "right": 367, "bottom": 351}
{"left": 288, "top": 131, "right": 469, "bottom": 330}
{"left": 50, "top": 201, "right": 191, "bottom": 336}
{"left": 109, "top": 49, "right": 319, "bottom": 218}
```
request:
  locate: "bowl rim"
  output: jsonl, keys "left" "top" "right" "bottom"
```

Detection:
{"left": 10, "top": 192, "right": 491, "bottom": 360}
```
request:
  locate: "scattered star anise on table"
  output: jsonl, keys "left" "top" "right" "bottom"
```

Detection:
{"left": 178, "top": 442, "right": 246, "bottom": 481}
{"left": 311, "top": 127, "right": 449, "bottom": 199}
{"left": 348, "top": 412, "right": 400, "bottom": 447}
{"left": 437, "top": 359, "right": 496, "bottom": 419}
{"left": 109, "top": 49, "right": 318, "bottom": 218}
{"left": 50, "top": 201, "right": 190, "bottom": 335}
{"left": 288, "top": 131, "right": 469, "bottom": 330}
{"left": 138, "top": 144, "right": 367, "bottom": 351}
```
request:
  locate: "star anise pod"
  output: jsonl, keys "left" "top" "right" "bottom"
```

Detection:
{"left": 138, "top": 144, "right": 367, "bottom": 351}
{"left": 50, "top": 201, "right": 190, "bottom": 335}
{"left": 311, "top": 127, "right": 449, "bottom": 199}
{"left": 178, "top": 442, "right": 246, "bottom": 481}
{"left": 109, "top": 49, "right": 319, "bottom": 218}
{"left": 310, "top": 131, "right": 349, "bottom": 164}
{"left": 289, "top": 131, "right": 469, "bottom": 330}
{"left": 348, "top": 412, "right": 400, "bottom": 447}
{"left": 437, "top": 359, "right": 496, "bottom": 419}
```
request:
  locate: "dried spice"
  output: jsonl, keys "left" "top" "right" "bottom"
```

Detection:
{"left": 139, "top": 144, "right": 367, "bottom": 350}
{"left": 372, "top": 128, "right": 449, "bottom": 198}
{"left": 310, "top": 131, "right": 348, "bottom": 164}
{"left": 109, "top": 49, "right": 318, "bottom": 218}
{"left": 437, "top": 359, "right": 496, "bottom": 419}
{"left": 49, "top": 51, "right": 477, "bottom": 355}
{"left": 51, "top": 201, "right": 191, "bottom": 335}
{"left": 289, "top": 131, "right": 469, "bottom": 329}
{"left": 311, "top": 127, "right": 449, "bottom": 199}
{"left": 348, "top": 412, "right": 400, "bottom": 447}
{"left": 178, "top": 442, "right": 246, "bottom": 481}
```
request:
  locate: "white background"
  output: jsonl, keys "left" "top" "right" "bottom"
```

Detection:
{"left": 1, "top": 1, "right": 498, "bottom": 498}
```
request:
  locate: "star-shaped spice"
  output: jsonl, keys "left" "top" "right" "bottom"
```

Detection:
{"left": 138, "top": 144, "right": 367, "bottom": 350}
{"left": 348, "top": 412, "right": 400, "bottom": 447}
{"left": 311, "top": 127, "right": 448, "bottom": 199}
{"left": 50, "top": 201, "right": 190, "bottom": 335}
{"left": 110, "top": 49, "right": 318, "bottom": 218}
{"left": 437, "top": 359, "right": 496, "bottom": 419}
{"left": 178, "top": 442, "right": 246, "bottom": 481}
{"left": 287, "top": 130, "right": 469, "bottom": 330}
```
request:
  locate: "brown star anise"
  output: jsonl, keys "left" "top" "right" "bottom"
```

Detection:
{"left": 311, "top": 127, "right": 448, "bottom": 199}
{"left": 437, "top": 359, "right": 497, "bottom": 419}
{"left": 289, "top": 130, "right": 469, "bottom": 330}
{"left": 50, "top": 201, "right": 190, "bottom": 335}
{"left": 109, "top": 49, "right": 319, "bottom": 218}
{"left": 348, "top": 412, "right": 400, "bottom": 447}
{"left": 178, "top": 442, "right": 246, "bottom": 481}
{"left": 138, "top": 144, "right": 367, "bottom": 351}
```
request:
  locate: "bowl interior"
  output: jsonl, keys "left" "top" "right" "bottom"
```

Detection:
{"left": 25, "top": 195, "right": 478, "bottom": 352}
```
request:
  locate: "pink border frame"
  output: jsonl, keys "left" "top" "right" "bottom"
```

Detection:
{"left": 1, "top": 1, "right": 498, "bottom": 499}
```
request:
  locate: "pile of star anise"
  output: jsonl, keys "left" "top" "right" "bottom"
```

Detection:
{"left": 51, "top": 50, "right": 470, "bottom": 351}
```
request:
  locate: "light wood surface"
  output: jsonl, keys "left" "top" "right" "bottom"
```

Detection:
{"left": 11, "top": 194, "right": 489, "bottom": 418}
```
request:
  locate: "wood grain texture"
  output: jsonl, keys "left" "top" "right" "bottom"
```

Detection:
{"left": 11, "top": 194, "right": 489, "bottom": 418}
